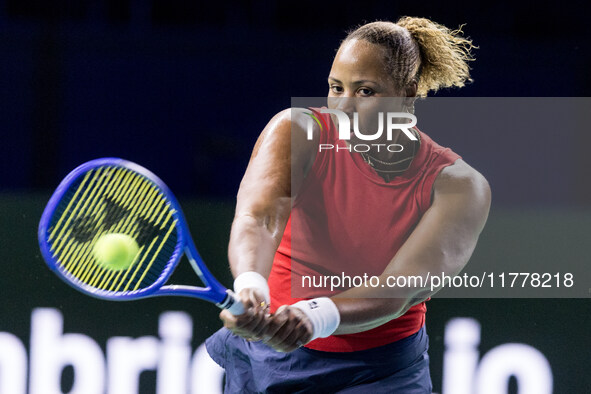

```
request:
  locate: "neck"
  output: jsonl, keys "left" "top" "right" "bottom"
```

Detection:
{"left": 357, "top": 128, "right": 421, "bottom": 176}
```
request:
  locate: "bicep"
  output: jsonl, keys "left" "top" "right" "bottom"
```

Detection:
{"left": 234, "top": 109, "right": 318, "bottom": 235}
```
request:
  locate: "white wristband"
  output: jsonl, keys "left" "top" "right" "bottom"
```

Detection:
{"left": 291, "top": 297, "right": 340, "bottom": 341}
{"left": 233, "top": 271, "right": 270, "bottom": 304}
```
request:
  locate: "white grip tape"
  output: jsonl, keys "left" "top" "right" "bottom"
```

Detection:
{"left": 291, "top": 297, "right": 340, "bottom": 341}
{"left": 233, "top": 271, "right": 270, "bottom": 304}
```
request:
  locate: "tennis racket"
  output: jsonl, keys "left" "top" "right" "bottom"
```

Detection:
{"left": 38, "top": 157, "right": 244, "bottom": 315}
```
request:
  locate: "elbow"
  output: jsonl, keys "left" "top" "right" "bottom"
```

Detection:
{"left": 232, "top": 202, "right": 290, "bottom": 243}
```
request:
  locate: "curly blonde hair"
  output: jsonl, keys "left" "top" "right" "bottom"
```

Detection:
{"left": 344, "top": 17, "right": 477, "bottom": 97}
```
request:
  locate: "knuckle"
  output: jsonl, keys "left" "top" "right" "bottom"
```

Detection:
{"left": 276, "top": 305, "right": 288, "bottom": 314}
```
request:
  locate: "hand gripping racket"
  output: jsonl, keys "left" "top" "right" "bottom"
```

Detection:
{"left": 38, "top": 158, "right": 244, "bottom": 315}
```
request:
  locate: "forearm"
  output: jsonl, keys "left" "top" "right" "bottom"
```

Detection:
{"left": 286, "top": 279, "right": 425, "bottom": 342}
{"left": 228, "top": 214, "right": 281, "bottom": 279}
{"left": 330, "top": 273, "right": 430, "bottom": 335}
{"left": 220, "top": 208, "right": 290, "bottom": 341}
{"left": 331, "top": 298, "right": 403, "bottom": 335}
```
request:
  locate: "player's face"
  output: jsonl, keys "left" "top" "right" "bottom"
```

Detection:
{"left": 327, "top": 39, "right": 406, "bottom": 143}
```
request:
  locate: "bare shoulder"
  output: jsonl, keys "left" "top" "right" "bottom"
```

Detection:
{"left": 245, "top": 108, "right": 319, "bottom": 196}
{"left": 265, "top": 108, "right": 319, "bottom": 174}
{"left": 261, "top": 108, "right": 320, "bottom": 135}
{"left": 252, "top": 108, "right": 318, "bottom": 155}
{"left": 432, "top": 159, "right": 491, "bottom": 231}
{"left": 434, "top": 159, "right": 491, "bottom": 198}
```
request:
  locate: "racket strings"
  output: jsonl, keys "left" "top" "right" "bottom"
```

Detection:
{"left": 63, "top": 168, "right": 137, "bottom": 280}
{"left": 47, "top": 165, "right": 179, "bottom": 295}
{"left": 54, "top": 168, "right": 126, "bottom": 279}
{"left": 71, "top": 174, "right": 174, "bottom": 291}
{"left": 108, "top": 195, "right": 176, "bottom": 292}
{"left": 65, "top": 168, "right": 133, "bottom": 275}
{"left": 87, "top": 171, "right": 153, "bottom": 286}
{"left": 52, "top": 167, "right": 138, "bottom": 279}
{"left": 50, "top": 168, "right": 109, "bottom": 254}
{"left": 94, "top": 179, "right": 162, "bottom": 290}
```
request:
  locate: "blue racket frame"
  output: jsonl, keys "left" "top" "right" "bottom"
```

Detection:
{"left": 38, "top": 158, "right": 241, "bottom": 313}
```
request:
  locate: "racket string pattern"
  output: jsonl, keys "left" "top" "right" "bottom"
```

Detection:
{"left": 45, "top": 165, "right": 180, "bottom": 296}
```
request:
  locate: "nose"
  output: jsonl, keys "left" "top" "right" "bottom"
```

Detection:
{"left": 329, "top": 96, "right": 356, "bottom": 118}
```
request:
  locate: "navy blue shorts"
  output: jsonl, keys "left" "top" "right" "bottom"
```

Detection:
{"left": 205, "top": 326, "right": 432, "bottom": 393}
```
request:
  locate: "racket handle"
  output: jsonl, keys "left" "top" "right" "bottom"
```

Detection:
{"left": 219, "top": 290, "right": 245, "bottom": 315}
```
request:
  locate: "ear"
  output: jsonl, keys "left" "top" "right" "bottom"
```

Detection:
{"left": 403, "top": 81, "right": 418, "bottom": 109}
{"left": 404, "top": 80, "right": 417, "bottom": 98}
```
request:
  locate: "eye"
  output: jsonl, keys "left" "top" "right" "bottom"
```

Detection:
{"left": 330, "top": 85, "right": 343, "bottom": 94}
{"left": 357, "top": 87, "right": 374, "bottom": 97}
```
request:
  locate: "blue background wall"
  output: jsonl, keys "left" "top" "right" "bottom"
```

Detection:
{"left": 1, "top": 0, "right": 590, "bottom": 204}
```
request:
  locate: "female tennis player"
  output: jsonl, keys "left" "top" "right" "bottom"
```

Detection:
{"left": 206, "top": 17, "right": 490, "bottom": 393}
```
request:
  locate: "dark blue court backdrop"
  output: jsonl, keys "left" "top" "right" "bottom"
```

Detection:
{"left": 1, "top": 0, "right": 590, "bottom": 204}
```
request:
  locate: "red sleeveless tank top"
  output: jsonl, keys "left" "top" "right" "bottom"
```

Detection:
{"left": 268, "top": 109, "right": 461, "bottom": 352}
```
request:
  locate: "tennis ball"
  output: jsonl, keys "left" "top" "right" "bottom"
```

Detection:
{"left": 93, "top": 233, "right": 139, "bottom": 271}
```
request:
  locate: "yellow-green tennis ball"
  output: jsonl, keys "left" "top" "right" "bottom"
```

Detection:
{"left": 93, "top": 233, "right": 139, "bottom": 270}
